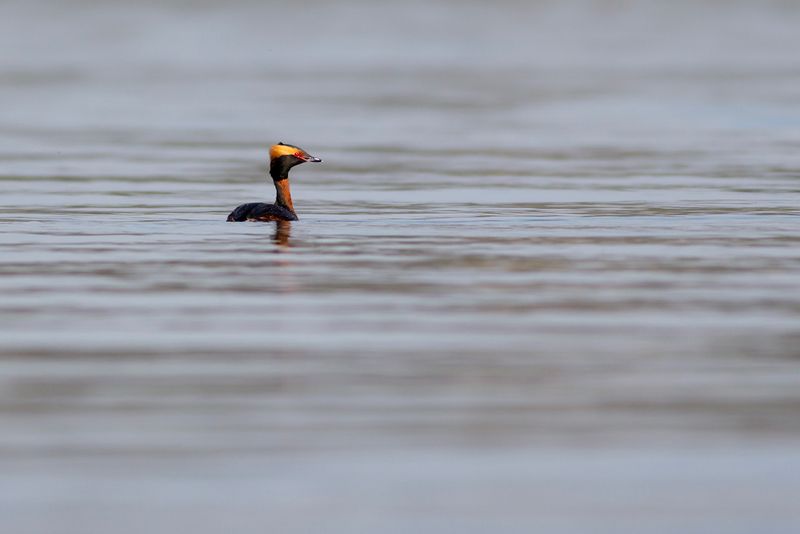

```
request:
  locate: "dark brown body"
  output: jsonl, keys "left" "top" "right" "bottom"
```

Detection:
{"left": 226, "top": 202, "right": 297, "bottom": 222}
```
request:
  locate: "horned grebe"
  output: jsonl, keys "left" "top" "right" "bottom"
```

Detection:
{"left": 227, "top": 142, "right": 321, "bottom": 222}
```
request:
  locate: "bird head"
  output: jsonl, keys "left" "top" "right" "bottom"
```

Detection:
{"left": 269, "top": 142, "right": 322, "bottom": 180}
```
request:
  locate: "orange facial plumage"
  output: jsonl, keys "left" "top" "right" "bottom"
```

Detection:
{"left": 269, "top": 143, "right": 303, "bottom": 160}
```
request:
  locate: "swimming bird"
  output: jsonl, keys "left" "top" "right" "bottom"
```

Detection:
{"left": 227, "top": 142, "right": 321, "bottom": 222}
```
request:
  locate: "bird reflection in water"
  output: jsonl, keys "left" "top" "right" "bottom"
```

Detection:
{"left": 270, "top": 221, "right": 297, "bottom": 291}
{"left": 272, "top": 220, "right": 292, "bottom": 249}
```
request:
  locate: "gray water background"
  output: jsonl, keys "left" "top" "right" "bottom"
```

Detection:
{"left": 1, "top": 1, "right": 800, "bottom": 532}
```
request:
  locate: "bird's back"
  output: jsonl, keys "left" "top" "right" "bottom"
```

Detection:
{"left": 226, "top": 203, "right": 298, "bottom": 222}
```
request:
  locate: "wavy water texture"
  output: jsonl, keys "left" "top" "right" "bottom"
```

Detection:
{"left": 1, "top": 1, "right": 800, "bottom": 533}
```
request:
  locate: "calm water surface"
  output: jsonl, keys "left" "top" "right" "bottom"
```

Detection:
{"left": 2, "top": 1, "right": 800, "bottom": 532}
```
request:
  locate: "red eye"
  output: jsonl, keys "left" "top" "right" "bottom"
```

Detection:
{"left": 294, "top": 152, "right": 305, "bottom": 159}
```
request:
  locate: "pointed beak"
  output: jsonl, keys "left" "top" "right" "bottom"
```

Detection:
{"left": 307, "top": 156, "right": 322, "bottom": 163}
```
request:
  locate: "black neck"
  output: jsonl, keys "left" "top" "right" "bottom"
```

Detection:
{"left": 270, "top": 155, "right": 302, "bottom": 180}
